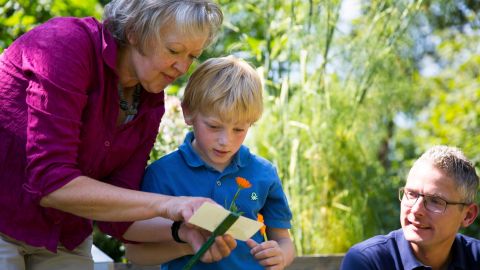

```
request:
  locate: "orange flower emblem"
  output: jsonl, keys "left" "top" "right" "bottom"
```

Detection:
{"left": 235, "top": 176, "right": 252, "bottom": 189}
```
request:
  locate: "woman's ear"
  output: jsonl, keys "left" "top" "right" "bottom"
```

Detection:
{"left": 126, "top": 31, "right": 137, "bottom": 46}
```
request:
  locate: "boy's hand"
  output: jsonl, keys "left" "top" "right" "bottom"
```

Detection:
{"left": 247, "top": 239, "right": 287, "bottom": 270}
{"left": 180, "top": 223, "right": 237, "bottom": 263}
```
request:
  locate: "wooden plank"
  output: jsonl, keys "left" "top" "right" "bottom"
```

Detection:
{"left": 287, "top": 255, "right": 344, "bottom": 270}
{"left": 113, "top": 254, "right": 344, "bottom": 270}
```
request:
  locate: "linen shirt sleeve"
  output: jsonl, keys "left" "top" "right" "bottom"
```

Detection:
{"left": 21, "top": 21, "right": 95, "bottom": 205}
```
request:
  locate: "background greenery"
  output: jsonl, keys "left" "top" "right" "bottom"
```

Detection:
{"left": 2, "top": 0, "right": 479, "bottom": 261}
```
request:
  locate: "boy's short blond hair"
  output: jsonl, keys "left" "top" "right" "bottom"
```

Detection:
{"left": 182, "top": 55, "right": 263, "bottom": 124}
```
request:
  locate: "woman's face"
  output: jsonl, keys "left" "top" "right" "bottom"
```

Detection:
{"left": 128, "top": 27, "right": 208, "bottom": 94}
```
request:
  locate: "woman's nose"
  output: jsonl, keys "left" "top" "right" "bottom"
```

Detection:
{"left": 173, "top": 59, "right": 191, "bottom": 74}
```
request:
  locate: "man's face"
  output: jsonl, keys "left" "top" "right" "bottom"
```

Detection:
{"left": 400, "top": 160, "right": 474, "bottom": 253}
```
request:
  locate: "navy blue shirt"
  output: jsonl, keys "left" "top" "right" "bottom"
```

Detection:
{"left": 341, "top": 229, "right": 480, "bottom": 270}
{"left": 142, "top": 132, "right": 292, "bottom": 270}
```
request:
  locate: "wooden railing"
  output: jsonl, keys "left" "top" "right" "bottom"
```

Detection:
{"left": 110, "top": 254, "right": 344, "bottom": 270}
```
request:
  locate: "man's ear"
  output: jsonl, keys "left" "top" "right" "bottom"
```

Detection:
{"left": 181, "top": 104, "right": 193, "bottom": 125}
{"left": 461, "top": 203, "right": 479, "bottom": 227}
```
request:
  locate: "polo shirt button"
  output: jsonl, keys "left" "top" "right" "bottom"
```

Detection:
{"left": 216, "top": 181, "right": 221, "bottom": 186}
{"left": 104, "top": 141, "right": 110, "bottom": 147}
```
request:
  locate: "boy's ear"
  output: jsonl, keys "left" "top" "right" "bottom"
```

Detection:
{"left": 181, "top": 104, "right": 193, "bottom": 125}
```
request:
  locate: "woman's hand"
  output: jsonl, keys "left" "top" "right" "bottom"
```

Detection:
{"left": 160, "top": 196, "right": 215, "bottom": 222}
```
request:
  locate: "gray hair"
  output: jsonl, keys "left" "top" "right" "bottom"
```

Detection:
{"left": 103, "top": 0, "right": 223, "bottom": 54}
{"left": 416, "top": 145, "right": 479, "bottom": 204}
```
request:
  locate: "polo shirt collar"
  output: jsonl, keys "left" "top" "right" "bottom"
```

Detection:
{"left": 396, "top": 230, "right": 466, "bottom": 270}
{"left": 449, "top": 235, "right": 466, "bottom": 269}
{"left": 396, "top": 229, "right": 428, "bottom": 270}
{"left": 178, "top": 131, "right": 250, "bottom": 171}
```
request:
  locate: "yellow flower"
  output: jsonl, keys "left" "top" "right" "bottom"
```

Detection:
{"left": 257, "top": 213, "right": 268, "bottom": 241}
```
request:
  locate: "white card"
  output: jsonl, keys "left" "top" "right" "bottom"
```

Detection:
{"left": 187, "top": 202, "right": 263, "bottom": 241}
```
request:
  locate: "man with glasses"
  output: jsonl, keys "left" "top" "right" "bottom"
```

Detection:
{"left": 341, "top": 145, "right": 480, "bottom": 270}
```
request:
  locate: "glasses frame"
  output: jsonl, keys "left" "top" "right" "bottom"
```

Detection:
{"left": 398, "top": 187, "right": 468, "bottom": 214}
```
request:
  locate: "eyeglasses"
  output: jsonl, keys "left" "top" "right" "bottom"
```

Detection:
{"left": 398, "top": 187, "right": 468, "bottom": 214}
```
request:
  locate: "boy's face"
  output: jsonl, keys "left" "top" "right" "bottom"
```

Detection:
{"left": 188, "top": 113, "right": 251, "bottom": 172}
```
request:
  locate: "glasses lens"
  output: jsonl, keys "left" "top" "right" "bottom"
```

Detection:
{"left": 400, "top": 189, "right": 417, "bottom": 206}
{"left": 424, "top": 196, "right": 447, "bottom": 213}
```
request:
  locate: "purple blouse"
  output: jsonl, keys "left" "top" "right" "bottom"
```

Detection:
{"left": 0, "top": 17, "right": 165, "bottom": 252}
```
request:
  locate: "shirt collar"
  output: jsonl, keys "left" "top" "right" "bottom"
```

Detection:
{"left": 101, "top": 23, "right": 118, "bottom": 72}
{"left": 396, "top": 230, "right": 466, "bottom": 270}
{"left": 449, "top": 235, "right": 467, "bottom": 270}
{"left": 178, "top": 131, "right": 250, "bottom": 172}
{"left": 396, "top": 229, "right": 429, "bottom": 270}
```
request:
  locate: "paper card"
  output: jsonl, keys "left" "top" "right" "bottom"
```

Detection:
{"left": 188, "top": 202, "right": 263, "bottom": 241}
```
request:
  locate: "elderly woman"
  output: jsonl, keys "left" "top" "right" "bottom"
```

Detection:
{"left": 0, "top": 0, "right": 236, "bottom": 269}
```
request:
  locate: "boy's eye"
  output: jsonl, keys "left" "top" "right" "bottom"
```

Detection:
{"left": 208, "top": 124, "right": 220, "bottom": 129}
{"left": 168, "top": 49, "right": 178, "bottom": 55}
{"left": 234, "top": 128, "right": 245, "bottom": 132}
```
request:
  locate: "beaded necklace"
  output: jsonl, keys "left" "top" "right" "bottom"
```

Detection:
{"left": 118, "top": 84, "right": 141, "bottom": 123}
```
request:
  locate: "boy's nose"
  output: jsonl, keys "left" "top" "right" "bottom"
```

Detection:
{"left": 218, "top": 132, "right": 231, "bottom": 146}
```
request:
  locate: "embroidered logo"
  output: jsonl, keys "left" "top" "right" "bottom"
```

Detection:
{"left": 250, "top": 192, "right": 258, "bottom": 201}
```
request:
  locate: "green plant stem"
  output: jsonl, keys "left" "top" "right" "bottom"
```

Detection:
{"left": 182, "top": 212, "right": 240, "bottom": 270}
{"left": 228, "top": 189, "right": 241, "bottom": 211}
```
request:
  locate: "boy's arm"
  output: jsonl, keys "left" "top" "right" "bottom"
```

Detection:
{"left": 268, "top": 227, "right": 296, "bottom": 267}
{"left": 123, "top": 217, "right": 173, "bottom": 242}
{"left": 247, "top": 227, "right": 295, "bottom": 269}
{"left": 123, "top": 217, "right": 237, "bottom": 265}
{"left": 125, "top": 241, "right": 192, "bottom": 266}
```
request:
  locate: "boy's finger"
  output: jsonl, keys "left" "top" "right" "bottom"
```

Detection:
{"left": 246, "top": 238, "right": 259, "bottom": 249}
{"left": 222, "top": 234, "right": 237, "bottom": 250}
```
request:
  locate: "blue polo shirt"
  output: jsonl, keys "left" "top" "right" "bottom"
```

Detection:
{"left": 142, "top": 131, "right": 292, "bottom": 270}
{"left": 340, "top": 229, "right": 480, "bottom": 270}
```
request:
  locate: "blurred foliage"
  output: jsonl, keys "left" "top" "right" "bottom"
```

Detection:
{"left": 2, "top": 0, "right": 480, "bottom": 261}
{"left": 0, "top": 0, "right": 102, "bottom": 51}
{"left": 92, "top": 225, "right": 126, "bottom": 263}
